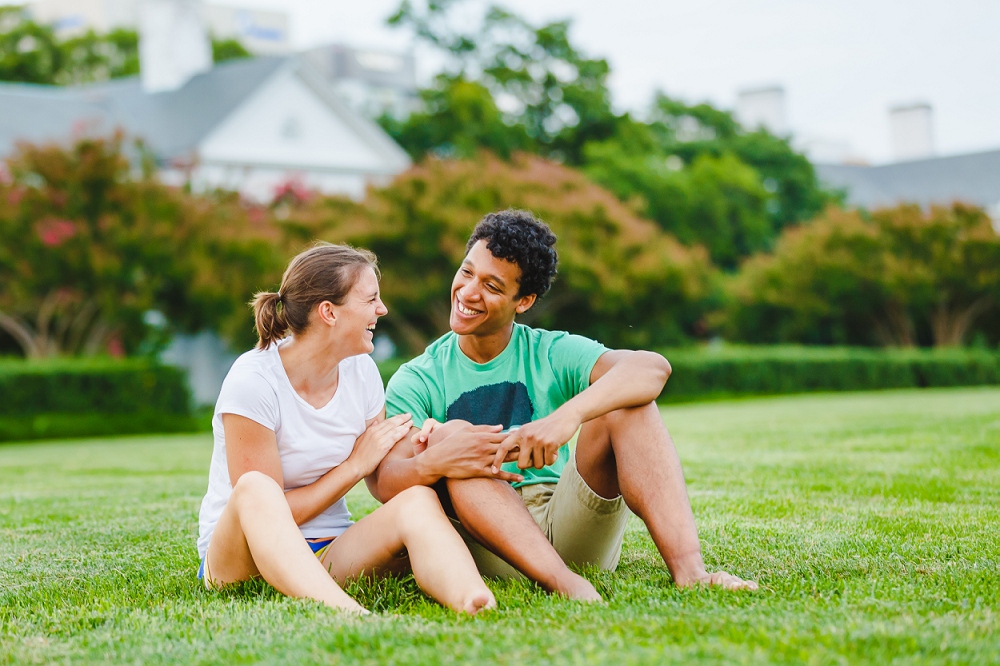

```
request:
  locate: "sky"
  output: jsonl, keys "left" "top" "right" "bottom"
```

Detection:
{"left": 162, "top": 1, "right": 1000, "bottom": 164}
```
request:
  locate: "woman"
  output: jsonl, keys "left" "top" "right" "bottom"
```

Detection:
{"left": 196, "top": 243, "right": 495, "bottom": 614}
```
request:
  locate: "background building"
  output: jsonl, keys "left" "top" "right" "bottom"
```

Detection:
{"left": 26, "top": 0, "right": 291, "bottom": 54}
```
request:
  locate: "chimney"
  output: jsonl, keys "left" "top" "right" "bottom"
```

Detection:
{"left": 889, "top": 103, "right": 934, "bottom": 162}
{"left": 139, "top": 0, "right": 212, "bottom": 94}
{"left": 736, "top": 86, "right": 787, "bottom": 136}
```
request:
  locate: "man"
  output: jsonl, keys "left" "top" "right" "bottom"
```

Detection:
{"left": 370, "top": 209, "right": 757, "bottom": 599}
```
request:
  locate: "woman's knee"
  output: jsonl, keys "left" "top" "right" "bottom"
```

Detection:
{"left": 390, "top": 485, "right": 447, "bottom": 528}
{"left": 229, "top": 470, "right": 284, "bottom": 508}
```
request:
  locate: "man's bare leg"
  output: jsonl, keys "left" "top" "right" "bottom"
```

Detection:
{"left": 445, "top": 476, "right": 602, "bottom": 601}
{"left": 575, "top": 401, "right": 757, "bottom": 590}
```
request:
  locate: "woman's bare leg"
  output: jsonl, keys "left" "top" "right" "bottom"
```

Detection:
{"left": 321, "top": 485, "right": 495, "bottom": 614}
{"left": 203, "top": 471, "right": 366, "bottom": 613}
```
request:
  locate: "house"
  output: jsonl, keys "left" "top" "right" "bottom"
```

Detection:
{"left": 0, "top": 55, "right": 412, "bottom": 201}
{"left": 815, "top": 148, "right": 1000, "bottom": 230}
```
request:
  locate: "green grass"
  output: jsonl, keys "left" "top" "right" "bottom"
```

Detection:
{"left": 1, "top": 387, "right": 998, "bottom": 664}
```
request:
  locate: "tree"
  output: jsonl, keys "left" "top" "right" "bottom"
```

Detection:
{"left": 386, "top": 1, "right": 617, "bottom": 163}
{"left": 286, "top": 152, "right": 717, "bottom": 354}
{"left": 379, "top": 74, "right": 533, "bottom": 159}
{"left": 723, "top": 204, "right": 1000, "bottom": 347}
{"left": 384, "top": 2, "right": 833, "bottom": 269}
{"left": 0, "top": 134, "right": 280, "bottom": 358}
{"left": 0, "top": 7, "right": 250, "bottom": 86}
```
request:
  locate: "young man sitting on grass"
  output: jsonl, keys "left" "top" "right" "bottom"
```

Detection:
{"left": 369, "top": 210, "right": 758, "bottom": 599}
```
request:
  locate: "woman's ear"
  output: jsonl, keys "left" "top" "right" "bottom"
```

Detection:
{"left": 315, "top": 300, "right": 337, "bottom": 327}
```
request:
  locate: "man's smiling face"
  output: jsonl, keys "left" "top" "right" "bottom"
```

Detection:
{"left": 450, "top": 240, "right": 536, "bottom": 337}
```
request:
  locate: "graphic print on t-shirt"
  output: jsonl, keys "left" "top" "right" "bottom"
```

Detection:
{"left": 445, "top": 381, "right": 534, "bottom": 430}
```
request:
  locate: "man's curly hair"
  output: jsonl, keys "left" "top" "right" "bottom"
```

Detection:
{"left": 466, "top": 209, "right": 558, "bottom": 299}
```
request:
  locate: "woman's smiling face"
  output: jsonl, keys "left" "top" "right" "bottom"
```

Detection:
{"left": 334, "top": 267, "right": 387, "bottom": 355}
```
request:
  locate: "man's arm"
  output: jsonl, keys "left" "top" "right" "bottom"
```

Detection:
{"left": 367, "top": 421, "right": 523, "bottom": 503}
{"left": 492, "top": 349, "right": 671, "bottom": 471}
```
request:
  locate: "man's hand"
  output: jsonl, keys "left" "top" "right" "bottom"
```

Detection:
{"left": 491, "top": 408, "right": 582, "bottom": 472}
{"left": 423, "top": 422, "right": 524, "bottom": 483}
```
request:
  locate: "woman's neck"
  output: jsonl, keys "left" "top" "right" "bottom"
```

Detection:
{"left": 277, "top": 333, "right": 345, "bottom": 405}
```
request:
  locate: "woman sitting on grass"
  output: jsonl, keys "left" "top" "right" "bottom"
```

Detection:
{"left": 196, "top": 243, "right": 496, "bottom": 615}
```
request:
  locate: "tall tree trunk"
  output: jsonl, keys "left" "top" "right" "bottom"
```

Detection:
{"left": 873, "top": 301, "right": 915, "bottom": 347}
{"left": 931, "top": 297, "right": 993, "bottom": 347}
{"left": 0, "top": 311, "right": 40, "bottom": 358}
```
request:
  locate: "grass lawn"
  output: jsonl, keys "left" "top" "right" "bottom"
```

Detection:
{"left": 1, "top": 387, "right": 998, "bottom": 664}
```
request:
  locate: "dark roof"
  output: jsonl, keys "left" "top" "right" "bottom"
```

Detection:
{"left": 0, "top": 57, "right": 286, "bottom": 161}
{"left": 815, "top": 148, "right": 1000, "bottom": 210}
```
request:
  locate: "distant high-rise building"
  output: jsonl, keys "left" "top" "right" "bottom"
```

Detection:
{"left": 735, "top": 86, "right": 787, "bottom": 136}
{"left": 26, "top": 0, "right": 291, "bottom": 55}
{"left": 889, "top": 103, "right": 934, "bottom": 162}
{"left": 138, "top": 0, "right": 211, "bottom": 93}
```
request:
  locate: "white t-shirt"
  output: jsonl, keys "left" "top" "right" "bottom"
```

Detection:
{"left": 196, "top": 339, "right": 384, "bottom": 559}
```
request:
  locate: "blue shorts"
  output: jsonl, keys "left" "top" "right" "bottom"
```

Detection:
{"left": 198, "top": 537, "right": 335, "bottom": 581}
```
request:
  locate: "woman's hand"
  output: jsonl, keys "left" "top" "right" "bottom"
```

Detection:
{"left": 346, "top": 413, "right": 413, "bottom": 479}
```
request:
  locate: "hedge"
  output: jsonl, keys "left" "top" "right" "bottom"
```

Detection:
{"left": 0, "top": 359, "right": 196, "bottom": 442}
{"left": 378, "top": 346, "right": 1000, "bottom": 404}
{"left": 655, "top": 346, "right": 1000, "bottom": 402}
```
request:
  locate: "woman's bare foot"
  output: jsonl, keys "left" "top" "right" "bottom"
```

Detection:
{"left": 678, "top": 570, "right": 758, "bottom": 591}
{"left": 461, "top": 589, "right": 497, "bottom": 615}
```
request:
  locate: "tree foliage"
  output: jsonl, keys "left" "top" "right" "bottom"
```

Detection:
{"left": 723, "top": 204, "right": 1000, "bottom": 347}
{"left": 0, "top": 134, "right": 280, "bottom": 358}
{"left": 382, "top": 1, "right": 833, "bottom": 268}
{"left": 284, "top": 152, "right": 717, "bottom": 354}
{"left": 0, "top": 6, "right": 249, "bottom": 86}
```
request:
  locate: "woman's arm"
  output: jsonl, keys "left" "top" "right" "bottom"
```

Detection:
{"left": 224, "top": 410, "right": 413, "bottom": 526}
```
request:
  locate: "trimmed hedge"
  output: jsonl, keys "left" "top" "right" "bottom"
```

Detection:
{"left": 378, "top": 346, "right": 1000, "bottom": 404}
{"left": 0, "top": 359, "right": 196, "bottom": 442}
{"left": 656, "top": 346, "right": 1000, "bottom": 402}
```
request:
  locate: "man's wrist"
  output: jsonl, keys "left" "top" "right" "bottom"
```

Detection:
{"left": 414, "top": 448, "right": 444, "bottom": 484}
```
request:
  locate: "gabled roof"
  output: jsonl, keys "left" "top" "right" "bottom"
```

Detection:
{"left": 815, "top": 148, "right": 1000, "bottom": 211}
{"left": 0, "top": 56, "right": 410, "bottom": 171}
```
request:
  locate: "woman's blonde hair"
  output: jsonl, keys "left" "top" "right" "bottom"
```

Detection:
{"left": 251, "top": 243, "right": 378, "bottom": 350}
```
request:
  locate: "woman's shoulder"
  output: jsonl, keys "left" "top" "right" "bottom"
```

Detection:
{"left": 340, "top": 353, "right": 380, "bottom": 380}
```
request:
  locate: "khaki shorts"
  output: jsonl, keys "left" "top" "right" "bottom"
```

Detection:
{"left": 451, "top": 448, "right": 631, "bottom": 579}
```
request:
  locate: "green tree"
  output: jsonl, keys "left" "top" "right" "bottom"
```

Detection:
{"left": 287, "top": 152, "right": 717, "bottom": 354}
{"left": 384, "top": 2, "right": 832, "bottom": 269}
{"left": 0, "top": 7, "right": 250, "bottom": 86}
{"left": 380, "top": 74, "right": 533, "bottom": 159}
{"left": 723, "top": 204, "right": 1000, "bottom": 347}
{"left": 0, "top": 134, "right": 280, "bottom": 358}
{"left": 387, "top": 1, "right": 617, "bottom": 163}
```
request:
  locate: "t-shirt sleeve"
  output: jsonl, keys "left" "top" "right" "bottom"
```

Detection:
{"left": 547, "top": 332, "right": 610, "bottom": 400}
{"left": 361, "top": 356, "right": 386, "bottom": 421}
{"left": 385, "top": 364, "right": 433, "bottom": 425}
{"left": 215, "top": 364, "right": 279, "bottom": 431}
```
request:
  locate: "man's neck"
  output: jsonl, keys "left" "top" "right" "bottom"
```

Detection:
{"left": 457, "top": 321, "right": 516, "bottom": 364}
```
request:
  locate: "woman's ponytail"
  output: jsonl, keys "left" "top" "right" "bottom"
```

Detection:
{"left": 251, "top": 291, "right": 288, "bottom": 350}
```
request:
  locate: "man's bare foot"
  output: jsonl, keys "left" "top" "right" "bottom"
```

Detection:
{"left": 551, "top": 571, "right": 603, "bottom": 602}
{"left": 461, "top": 589, "right": 497, "bottom": 615}
{"left": 678, "top": 571, "right": 758, "bottom": 591}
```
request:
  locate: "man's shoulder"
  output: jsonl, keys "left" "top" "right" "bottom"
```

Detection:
{"left": 514, "top": 324, "right": 600, "bottom": 352}
{"left": 386, "top": 332, "right": 455, "bottom": 390}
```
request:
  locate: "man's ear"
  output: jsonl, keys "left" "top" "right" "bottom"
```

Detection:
{"left": 515, "top": 293, "right": 537, "bottom": 315}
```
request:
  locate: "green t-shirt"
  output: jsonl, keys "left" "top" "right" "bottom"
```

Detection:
{"left": 385, "top": 324, "right": 608, "bottom": 487}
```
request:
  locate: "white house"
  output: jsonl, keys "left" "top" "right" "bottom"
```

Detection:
{"left": 0, "top": 55, "right": 412, "bottom": 201}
